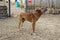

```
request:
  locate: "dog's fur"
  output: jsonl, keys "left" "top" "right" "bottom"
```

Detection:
{"left": 18, "top": 8, "right": 45, "bottom": 32}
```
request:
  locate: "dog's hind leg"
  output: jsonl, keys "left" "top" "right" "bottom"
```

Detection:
{"left": 18, "top": 18, "right": 25, "bottom": 29}
{"left": 18, "top": 18, "right": 22, "bottom": 29}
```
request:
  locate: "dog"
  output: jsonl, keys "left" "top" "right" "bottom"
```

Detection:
{"left": 17, "top": 7, "right": 47, "bottom": 32}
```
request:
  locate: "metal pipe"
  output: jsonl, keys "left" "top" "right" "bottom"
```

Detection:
{"left": 3, "top": 0, "right": 6, "bottom": 6}
{"left": 48, "top": 0, "right": 50, "bottom": 8}
{"left": 8, "top": 0, "right": 11, "bottom": 17}
{"left": 25, "top": 0, "right": 28, "bottom": 12}
{"left": 34, "top": 0, "right": 35, "bottom": 10}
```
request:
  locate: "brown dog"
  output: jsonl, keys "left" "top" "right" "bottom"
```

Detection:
{"left": 17, "top": 8, "right": 45, "bottom": 32}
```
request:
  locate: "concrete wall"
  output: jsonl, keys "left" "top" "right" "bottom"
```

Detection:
{"left": 28, "top": 0, "right": 60, "bottom": 8}
{"left": 5, "top": 0, "right": 60, "bottom": 8}
{"left": 11, "top": 0, "right": 15, "bottom": 3}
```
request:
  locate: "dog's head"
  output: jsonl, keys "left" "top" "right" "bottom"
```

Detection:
{"left": 35, "top": 7, "right": 48, "bottom": 13}
{"left": 35, "top": 9, "right": 41, "bottom": 13}
{"left": 35, "top": 7, "right": 44, "bottom": 13}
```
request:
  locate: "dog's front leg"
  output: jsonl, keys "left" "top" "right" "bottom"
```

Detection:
{"left": 32, "top": 19, "right": 35, "bottom": 32}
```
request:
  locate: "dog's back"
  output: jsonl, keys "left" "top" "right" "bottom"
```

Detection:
{"left": 18, "top": 9, "right": 43, "bottom": 22}
{"left": 18, "top": 12, "right": 35, "bottom": 22}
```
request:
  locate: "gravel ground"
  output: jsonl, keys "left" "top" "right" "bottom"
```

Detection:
{"left": 0, "top": 14, "right": 60, "bottom": 40}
